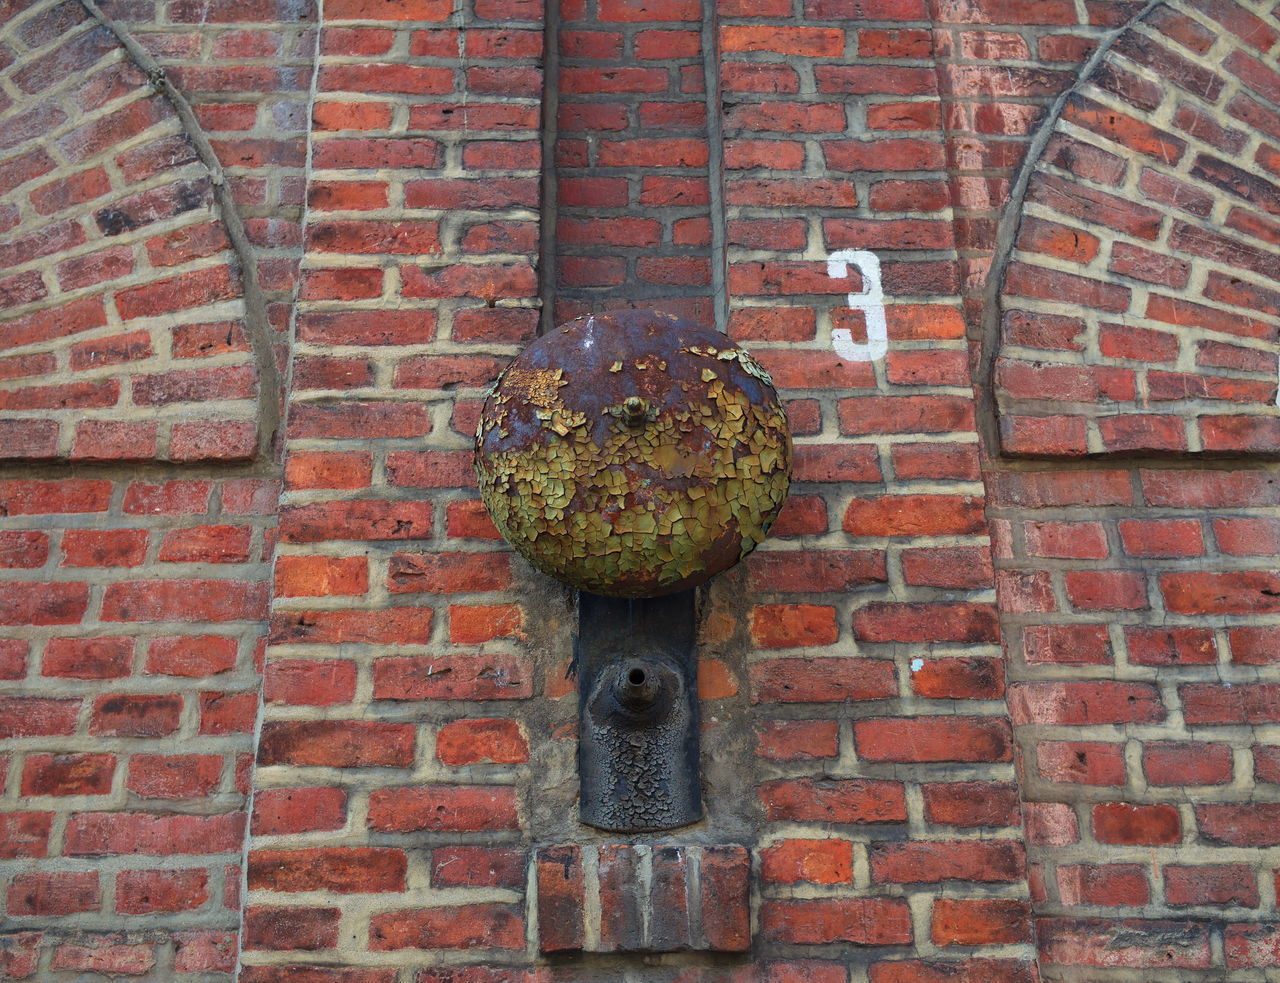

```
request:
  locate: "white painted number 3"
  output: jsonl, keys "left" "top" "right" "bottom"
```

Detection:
{"left": 827, "top": 249, "right": 887, "bottom": 363}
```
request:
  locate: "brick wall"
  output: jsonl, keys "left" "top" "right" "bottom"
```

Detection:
{"left": 0, "top": 0, "right": 1278, "bottom": 980}
{"left": 0, "top": 0, "right": 305, "bottom": 975}
{"left": 244, "top": 0, "right": 544, "bottom": 976}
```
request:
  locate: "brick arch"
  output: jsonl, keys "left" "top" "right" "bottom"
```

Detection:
{"left": 0, "top": 0, "right": 277, "bottom": 464}
{"left": 987, "top": 0, "right": 1280, "bottom": 458}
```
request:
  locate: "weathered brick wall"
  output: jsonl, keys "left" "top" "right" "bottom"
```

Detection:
{"left": 1, "top": 0, "right": 1279, "bottom": 980}
{"left": 981, "top": 2, "right": 1280, "bottom": 978}
{"left": 552, "top": 0, "right": 717, "bottom": 326}
{"left": 0, "top": 0, "right": 306, "bottom": 975}
{"left": 0, "top": 0, "right": 268, "bottom": 463}
{"left": 991, "top": 466, "right": 1280, "bottom": 979}
{"left": 245, "top": 0, "right": 544, "bottom": 976}
{"left": 718, "top": 2, "right": 1035, "bottom": 979}
{"left": 994, "top": 0, "right": 1280, "bottom": 456}
{"left": 0, "top": 474, "right": 277, "bottom": 978}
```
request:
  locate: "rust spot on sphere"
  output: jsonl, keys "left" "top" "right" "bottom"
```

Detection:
{"left": 474, "top": 310, "right": 792, "bottom": 598}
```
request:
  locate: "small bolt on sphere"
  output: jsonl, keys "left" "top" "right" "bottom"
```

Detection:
{"left": 621, "top": 396, "right": 649, "bottom": 428}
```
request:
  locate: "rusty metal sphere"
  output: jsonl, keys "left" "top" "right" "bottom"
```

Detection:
{"left": 473, "top": 309, "right": 792, "bottom": 598}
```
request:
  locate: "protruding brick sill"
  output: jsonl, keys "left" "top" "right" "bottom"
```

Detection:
{"left": 534, "top": 843, "right": 751, "bottom": 954}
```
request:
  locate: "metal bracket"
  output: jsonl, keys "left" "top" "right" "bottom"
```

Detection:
{"left": 576, "top": 590, "right": 701, "bottom": 832}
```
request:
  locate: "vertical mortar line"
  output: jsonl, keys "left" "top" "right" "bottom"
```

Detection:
{"left": 639, "top": 843, "right": 654, "bottom": 948}
{"left": 583, "top": 843, "right": 602, "bottom": 951}
{"left": 688, "top": 843, "right": 705, "bottom": 948}
{"left": 78, "top": 0, "right": 283, "bottom": 462}
{"left": 538, "top": 0, "right": 561, "bottom": 337}
{"left": 232, "top": 1, "right": 324, "bottom": 976}
{"left": 701, "top": 0, "right": 727, "bottom": 334}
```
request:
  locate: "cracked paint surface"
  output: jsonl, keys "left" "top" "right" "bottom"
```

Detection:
{"left": 474, "top": 309, "right": 791, "bottom": 597}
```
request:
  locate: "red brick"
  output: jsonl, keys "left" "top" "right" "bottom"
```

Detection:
{"left": 269, "top": 607, "right": 432, "bottom": 646}
{"left": 145, "top": 635, "right": 239, "bottom": 677}
{"left": 1197, "top": 804, "right": 1280, "bottom": 846}
{"left": 433, "top": 846, "right": 525, "bottom": 889}
{"left": 760, "top": 778, "right": 906, "bottom": 824}
{"left": 760, "top": 898, "right": 911, "bottom": 945}
{"left": 0, "top": 812, "right": 53, "bottom": 858}
{"left": 750, "top": 658, "right": 896, "bottom": 703}
{"left": 257, "top": 720, "right": 415, "bottom": 767}
{"left": 367, "top": 785, "right": 518, "bottom": 832}
{"left": 102, "top": 579, "right": 268, "bottom": 622}
{"left": 449, "top": 604, "right": 523, "bottom": 644}
{"left": 252, "top": 787, "right": 347, "bottom": 836}
{"left": 1093, "top": 802, "right": 1181, "bottom": 845}
{"left": 370, "top": 905, "right": 524, "bottom": 950}
{"left": 1143, "top": 741, "right": 1232, "bottom": 786}
{"left": 535, "top": 845, "right": 584, "bottom": 953}
{"left": 1166, "top": 865, "right": 1258, "bottom": 907}
{"left": 248, "top": 848, "right": 406, "bottom": 893}
{"left": 1065, "top": 570, "right": 1148, "bottom": 610}
{"left": 1180, "top": 683, "right": 1280, "bottom": 725}
{"left": 42, "top": 636, "right": 134, "bottom": 679}
{"left": 0, "top": 530, "right": 48, "bottom": 568}
{"left": 90, "top": 693, "right": 182, "bottom": 737}
{"left": 1126, "top": 626, "right": 1217, "bottom": 666}
{"left": 116, "top": 869, "right": 209, "bottom": 914}
{"left": 158, "top": 525, "right": 252, "bottom": 563}
{"left": 263, "top": 659, "right": 357, "bottom": 707}
{"left": 901, "top": 546, "right": 993, "bottom": 589}
{"left": 1023, "top": 624, "right": 1111, "bottom": 665}
{"left": 1037, "top": 741, "right": 1125, "bottom": 786}
{"left": 60, "top": 529, "right": 148, "bottom": 567}
{"left": 0, "top": 582, "right": 90, "bottom": 625}
{"left": 1162, "top": 571, "right": 1280, "bottom": 614}
{"left": 932, "top": 898, "right": 1031, "bottom": 945}
{"left": 844, "top": 495, "right": 985, "bottom": 536}
{"left": 870, "top": 961, "right": 1034, "bottom": 983}
{"left": 1118, "top": 518, "right": 1204, "bottom": 557}
{"left": 761, "top": 839, "right": 853, "bottom": 884}
{"left": 7, "top": 871, "right": 100, "bottom": 916}
{"left": 280, "top": 501, "right": 434, "bottom": 543}
{"left": 855, "top": 717, "right": 1011, "bottom": 763}
{"left": 854, "top": 602, "right": 999, "bottom": 643}
{"left": 1025, "top": 520, "right": 1108, "bottom": 559}
{"left": 1008, "top": 681, "right": 1165, "bottom": 726}
{"left": 436, "top": 718, "right": 528, "bottom": 765}
{"left": 21, "top": 753, "right": 115, "bottom": 796}
{"left": 1058, "top": 864, "right": 1151, "bottom": 906}
{"left": 911, "top": 657, "right": 1004, "bottom": 700}
{"left": 50, "top": 939, "right": 157, "bottom": 975}
{"left": 2, "top": 677, "right": 81, "bottom": 729}
{"left": 199, "top": 690, "right": 258, "bottom": 735}
{"left": 276, "top": 555, "right": 368, "bottom": 597}
{"left": 126, "top": 754, "right": 222, "bottom": 799}
{"left": 1230, "top": 626, "right": 1280, "bottom": 665}
{"left": 755, "top": 720, "right": 840, "bottom": 761}
{"left": 1215, "top": 517, "right": 1280, "bottom": 555}
{"left": 922, "top": 782, "right": 1021, "bottom": 828}
{"left": 244, "top": 906, "right": 341, "bottom": 951}
{"left": 65, "top": 812, "right": 245, "bottom": 856}
{"left": 870, "top": 840, "right": 1024, "bottom": 883}
{"left": 750, "top": 604, "right": 837, "bottom": 648}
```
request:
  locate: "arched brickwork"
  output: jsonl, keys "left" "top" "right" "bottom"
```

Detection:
{"left": 0, "top": 0, "right": 271, "bottom": 463}
{"left": 992, "top": 0, "right": 1280, "bottom": 457}
{"left": 1, "top": 0, "right": 1279, "bottom": 980}
{"left": 0, "top": 1, "right": 311, "bottom": 977}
